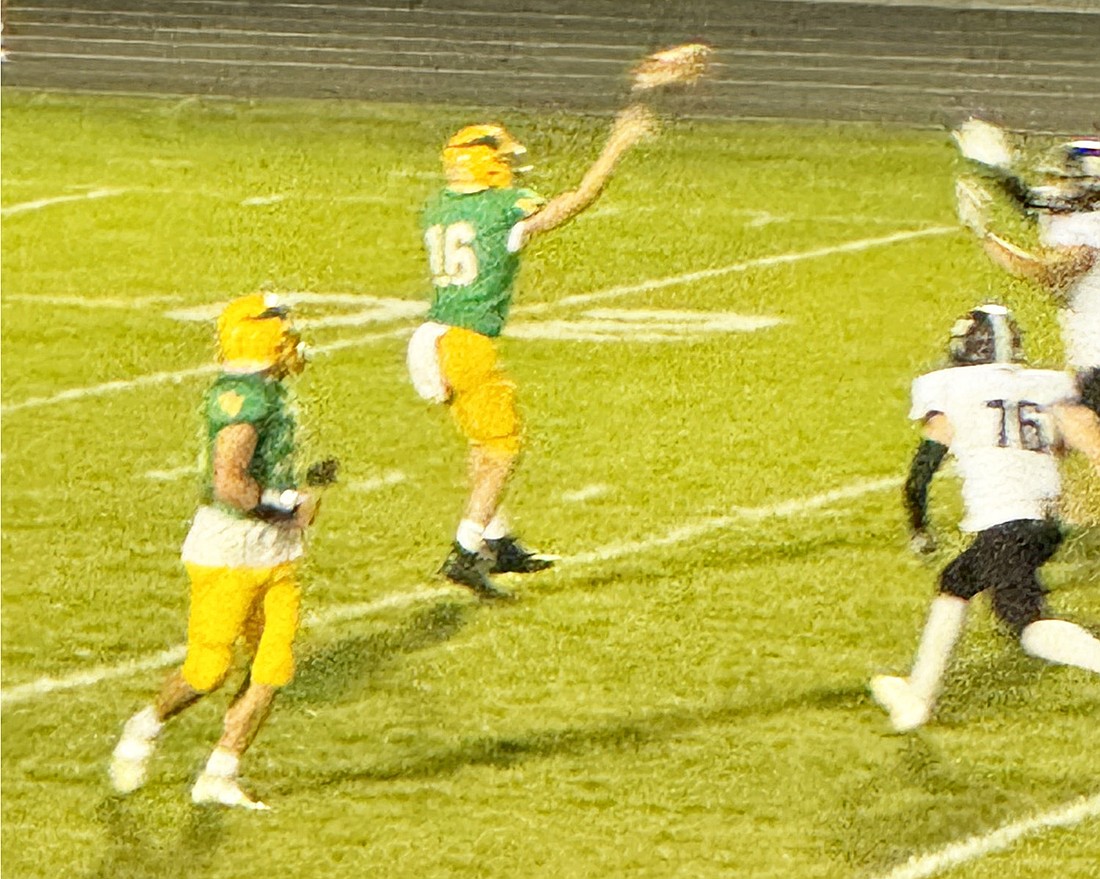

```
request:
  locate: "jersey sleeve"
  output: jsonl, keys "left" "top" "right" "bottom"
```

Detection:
{"left": 513, "top": 188, "right": 546, "bottom": 220}
{"left": 909, "top": 371, "right": 945, "bottom": 421}
{"left": 506, "top": 188, "right": 547, "bottom": 253}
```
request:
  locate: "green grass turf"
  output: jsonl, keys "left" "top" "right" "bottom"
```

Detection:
{"left": 2, "top": 91, "right": 1098, "bottom": 879}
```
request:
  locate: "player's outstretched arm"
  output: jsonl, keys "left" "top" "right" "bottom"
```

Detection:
{"left": 956, "top": 178, "right": 1095, "bottom": 296}
{"left": 980, "top": 234, "right": 1094, "bottom": 296}
{"left": 904, "top": 414, "right": 952, "bottom": 554}
{"left": 519, "top": 104, "right": 657, "bottom": 242}
{"left": 1054, "top": 403, "right": 1100, "bottom": 473}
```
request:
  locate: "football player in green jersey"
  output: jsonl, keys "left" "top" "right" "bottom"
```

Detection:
{"left": 407, "top": 105, "right": 657, "bottom": 599}
{"left": 110, "top": 293, "right": 333, "bottom": 810}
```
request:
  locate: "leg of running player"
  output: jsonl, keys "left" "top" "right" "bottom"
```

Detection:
{"left": 1002, "top": 521, "right": 1100, "bottom": 673}
{"left": 462, "top": 444, "right": 515, "bottom": 541}
{"left": 192, "top": 565, "right": 298, "bottom": 810}
{"left": 871, "top": 531, "right": 991, "bottom": 732}
{"left": 109, "top": 564, "right": 256, "bottom": 794}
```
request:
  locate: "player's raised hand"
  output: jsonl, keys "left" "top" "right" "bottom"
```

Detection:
{"left": 952, "top": 118, "right": 1015, "bottom": 171}
{"left": 631, "top": 43, "right": 712, "bottom": 92}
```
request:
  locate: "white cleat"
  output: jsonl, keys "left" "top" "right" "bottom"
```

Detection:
{"left": 109, "top": 736, "right": 156, "bottom": 794}
{"left": 191, "top": 773, "right": 269, "bottom": 811}
{"left": 870, "top": 675, "right": 931, "bottom": 733}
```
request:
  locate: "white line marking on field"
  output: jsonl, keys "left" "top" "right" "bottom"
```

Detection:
{"left": 871, "top": 793, "right": 1100, "bottom": 879}
{"left": 0, "top": 646, "right": 188, "bottom": 706}
{"left": 2, "top": 363, "right": 224, "bottom": 414}
{"left": 164, "top": 293, "right": 424, "bottom": 328}
{"left": 506, "top": 308, "right": 785, "bottom": 343}
{"left": 0, "top": 326, "right": 413, "bottom": 414}
{"left": 1, "top": 188, "right": 130, "bottom": 216}
{"left": 240, "top": 194, "right": 286, "bottom": 206}
{"left": 1, "top": 227, "right": 951, "bottom": 414}
{"left": 522, "top": 226, "right": 956, "bottom": 313}
{"left": 144, "top": 465, "right": 197, "bottom": 481}
{"left": 0, "top": 476, "right": 896, "bottom": 706}
{"left": 567, "top": 476, "right": 899, "bottom": 565}
{"left": 347, "top": 471, "right": 407, "bottom": 492}
{"left": 561, "top": 484, "right": 611, "bottom": 503}
{"left": 2, "top": 294, "right": 184, "bottom": 309}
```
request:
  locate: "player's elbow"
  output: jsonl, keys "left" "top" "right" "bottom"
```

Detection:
{"left": 213, "top": 469, "right": 259, "bottom": 512}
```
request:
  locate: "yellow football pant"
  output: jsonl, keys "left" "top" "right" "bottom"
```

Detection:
{"left": 437, "top": 326, "right": 521, "bottom": 456}
{"left": 181, "top": 562, "right": 301, "bottom": 692}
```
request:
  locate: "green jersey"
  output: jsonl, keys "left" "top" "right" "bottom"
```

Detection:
{"left": 199, "top": 372, "right": 297, "bottom": 515}
{"left": 423, "top": 186, "right": 544, "bottom": 337}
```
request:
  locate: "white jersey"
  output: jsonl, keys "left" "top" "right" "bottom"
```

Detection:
{"left": 910, "top": 364, "right": 1076, "bottom": 532}
{"left": 1039, "top": 210, "right": 1100, "bottom": 370}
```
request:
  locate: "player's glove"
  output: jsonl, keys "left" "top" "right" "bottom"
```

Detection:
{"left": 909, "top": 529, "right": 937, "bottom": 556}
{"left": 306, "top": 457, "right": 340, "bottom": 487}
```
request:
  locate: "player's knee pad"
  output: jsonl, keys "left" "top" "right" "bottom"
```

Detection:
{"left": 182, "top": 642, "right": 233, "bottom": 693}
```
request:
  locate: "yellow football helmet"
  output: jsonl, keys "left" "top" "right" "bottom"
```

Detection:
{"left": 217, "top": 293, "right": 305, "bottom": 376}
{"left": 442, "top": 124, "right": 530, "bottom": 191}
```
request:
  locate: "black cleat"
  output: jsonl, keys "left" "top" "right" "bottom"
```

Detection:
{"left": 485, "top": 536, "right": 558, "bottom": 575}
{"left": 439, "top": 543, "right": 515, "bottom": 601}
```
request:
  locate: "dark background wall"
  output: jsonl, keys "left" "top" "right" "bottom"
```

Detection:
{"left": 2, "top": 1, "right": 1098, "bottom": 132}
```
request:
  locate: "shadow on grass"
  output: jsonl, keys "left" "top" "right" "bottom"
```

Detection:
{"left": 828, "top": 645, "right": 1097, "bottom": 873}
{"left": 283, "top": 599, "right": 475, "bottom": 705}
{"left": 290, "top": 682, "right": 867, "bottom": 790}
{"left": 84, "top": 795, "right": 225, "bottom": 879}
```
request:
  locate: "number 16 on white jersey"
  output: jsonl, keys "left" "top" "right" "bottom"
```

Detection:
{"left": 910, "top": 364, "right": 1076, "bottom": 532}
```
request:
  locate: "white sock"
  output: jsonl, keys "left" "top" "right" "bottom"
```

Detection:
{"left": 908, "top": 595, "right": 969, "bottom": 704}
{"left": 124, "top": 705, "right": 164, "bottom": 741}
{"left": 456, "top": 519, "right": 485, "bottom": 554}
{"left": 484, "top": 511, "right": 508, "bottom": 541}
{"left": 1020, "top": 619, "right": 1100, "bottom": 673}
{"left": 204, "top": 747, "right": 239, "bottom": 779}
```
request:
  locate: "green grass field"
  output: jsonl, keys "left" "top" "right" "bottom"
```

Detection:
{"left": 2, "top": 90, "right": 1098, "bottom": 879}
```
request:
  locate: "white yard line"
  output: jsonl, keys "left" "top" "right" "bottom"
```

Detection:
{"left": 871, "top": 792, "right": 1100, "bottom": 879}
{"left": 0, "top": 326, "right": 412, "bottom": 414}
{"left": 522, "top": 226, "right": 955, "bottom": 313}
{"left": 347, "top": 471, "right": 408, "bottom": 492}
{"left": 560, "top": 484, "right": 611, "bottom": 503}
{"left": 144, "top": 465, "right": 198, "bottom": 481}
{"left": 2, "top": 293, "right": 184, "bottom": 309}
{"left": 0, "top": 476, "right": 897, "bottom": 707}
{"left": 1, "top": 227, "right": 954, "bottom": 415}
{"left": 566, "top": 476, "right": 899, "bottom": 565}
{"left": 1, "top": 188, "right": 130, "bottom": 216}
